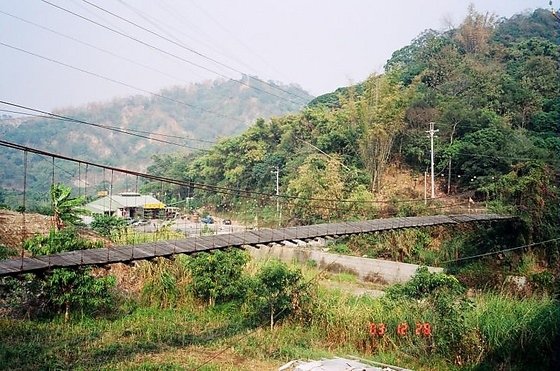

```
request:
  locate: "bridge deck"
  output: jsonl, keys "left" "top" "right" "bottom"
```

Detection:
{"left": 0, "top": 214, "right": 513, "bottom": 276}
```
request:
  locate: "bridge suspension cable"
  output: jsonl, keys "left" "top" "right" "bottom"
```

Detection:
{"left": 0, "top": 139, "right": 466, "bottom": 208}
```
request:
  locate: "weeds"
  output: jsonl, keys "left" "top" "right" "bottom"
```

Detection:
{"left": 1, "top": 258, "right": 559, "bottom": 370}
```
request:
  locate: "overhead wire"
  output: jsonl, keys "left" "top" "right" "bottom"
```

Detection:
{"left": 3, "top": 105, "right": 551, "bottom": 169}
{"left": 0, "top": 101, "right": 210, "bottom": 151}
{"left": 184, "top": 0, "right": 293, "bottom": 84}
{"left": 40, "top": 0, "right": 308, "bottom": 106}
{"left": 117, "top": 0, "right": 260, "bottom": 77}
{"left": 79, "top": 0, "right": 310, "bottom": 104}
{"left": 0, "top": 9, "right": 203, "bottom": 86}
{"left": 441, "top": 237, "right": 560, "bottom": 264}
{"left": 0, "top": 108, "right": 218, "bottom": 145}
{"left": 0, "top": 41, "right": 243, "bottom": 125}
{"left": 0, "top": 139, "right": 464, "bottom": 208}
{"left": 0, "top": 8, "right": 287, "bottom": 117}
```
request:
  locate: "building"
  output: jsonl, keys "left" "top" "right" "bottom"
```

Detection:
{"left": 84, "top": 192, "right": 165, "bottom": 219}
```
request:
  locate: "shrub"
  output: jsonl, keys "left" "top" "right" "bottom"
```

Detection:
{"left": 470, "top": 294, "right": 560, "bottom": 369}
{"left": 0, "top": 244, "right": 16, "bottom": 259}
{"left": 187, "top": 249, "right": 250, "bottom": 306}
{"left": 385, "top": 267, "right": 475, "bottom": 362}
{"left": 331, "top": 243, "right": 351, "bottom": 254}
{"left": 8, "top": 228, "right": 115, "bottom": 320}
{"left": 90, "top": 214, "right": 127, "bottom": 239}
{"left": 140, "top": 256, "right": 191, "bottom": 308}
{"left": 386, "top": 266, "right": 465, "bottom": 300}
{"left": 529, "top": 271, "right": 555, "bottom": 294}
{"left": 248, "top": 260, "right": 313, "bottom": 329}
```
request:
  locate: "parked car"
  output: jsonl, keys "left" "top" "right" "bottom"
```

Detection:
{"left": 132, "top": 219, "right": 149, "bottom": 227}
{"left": 201, "top": 216, "right": 214, "bottom": 224}
{"left": 223, "top": 219, "right": 232, "bottom": 225}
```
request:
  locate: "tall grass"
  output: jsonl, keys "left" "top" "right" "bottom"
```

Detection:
{"left": 112, "top": 228, "right": 185, "bottom": 245}
{"left": 467, "top": 293, "right": 560, "bottom": 368}
{"left": 138, "top": 256, "right": 193, "bottom": 308}
{"left": 2, "top": 256, "right": 558, "bottom": 370}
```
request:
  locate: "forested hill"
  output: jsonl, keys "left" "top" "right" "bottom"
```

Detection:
{"left": 0, "top": 75, "right": 312, "bottom": 170}
{"left": 148, "top": 8, "right": 558, "bottom": 239}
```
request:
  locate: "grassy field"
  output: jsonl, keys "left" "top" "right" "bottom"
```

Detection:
{"left": 1, "top": 258, "right": 558, "bottom": 371}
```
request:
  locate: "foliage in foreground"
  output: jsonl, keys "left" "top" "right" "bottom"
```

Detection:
{"left": 187, "top": 249, "right": 251, "bottom": 306}
{"left": 247, "top": 260, "right": 312, "bottom": 330}
{"left": 50, "top": 183, "right": 87, "bottom": 230}
{"left": 2, "top": 228, "right": 115, "bottom": 320}
{"left": 90, "top": 214, "right": 127, "bottom": 238}
{"left": 1, "top": 265, "right": 558, "bottom": 370}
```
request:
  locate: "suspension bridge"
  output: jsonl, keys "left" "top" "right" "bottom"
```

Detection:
{"left": 0, "top": 213, "right": 513, "bottom": 277}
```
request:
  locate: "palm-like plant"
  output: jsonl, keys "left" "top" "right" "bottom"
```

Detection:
{"left": 50, "top": 183, "right": 87, "bottom": 230}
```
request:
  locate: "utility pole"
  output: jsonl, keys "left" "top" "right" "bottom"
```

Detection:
{"left": 426, "top": 122, "right": 439, "bottom": 199}
{"left": 424, "top": 171, "right": 427, "bottom": 205}
{"left": 272, "top": 166, "right": 280, "bottom": 220}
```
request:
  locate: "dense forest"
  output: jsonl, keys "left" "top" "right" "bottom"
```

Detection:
{"left": 147, "top": 8, "right": 559, "bottom": 242}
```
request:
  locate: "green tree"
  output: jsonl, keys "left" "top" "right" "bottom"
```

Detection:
{"left": 250, "top": 260, "right": 309, "bottom": 330}
{"left": 23, "top": 228, "right": 115, "bottom": 320}
{"left": 486, "top": 162, "right": 559, "bottom": 244}
{"left": 91, "top": 214, "right": 127, "bottom": 239}
{"left": 187, "top": 249, "right": 250, "bottom": 306}
{"left": 286, "top": 156, "right": 345, "bottom": 223}
{"left": 50, "top": 183, "right": 87, "bottom": 230}
{"left": 357, "top": 73, "right": 411, "bottom": 192}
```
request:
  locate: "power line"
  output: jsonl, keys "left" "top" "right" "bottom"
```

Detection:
{"left": 442, "top": 237, "right": 560, "bottom": 264}
{"left": 0, "top": 101, "right": 209, "bottom": 152}
{"left": 118, "top": 0, "right": 261, "bottom": 78}
{"left": 0, "top": 108, "right": 218, "bottom": 145}
{"left": 0, "top": 9, "right": 201, "bottom": 87}
{"left": 0, "top": 139, "right": 460, "bottom": 207}
{"left": 0, "top": 8, "right": 290, "bottom": 118}
{"left": 80, "top": 0, "right": 310, "bottom": 104}
{"left": 0, "top": 41, "right": 244, "bottom": 125}
{"left": 40, "top": 0, "right": 308, "bottom": 106}
{"left": 185, "top": 0, "right": 294, "bottom": 84}
{"left": 3, "top": 104, "right": 550, "bottom": 180}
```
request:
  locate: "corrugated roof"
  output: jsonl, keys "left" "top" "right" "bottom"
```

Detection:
{"left": 85, "top": 194, "right": 164, "bottom": 213}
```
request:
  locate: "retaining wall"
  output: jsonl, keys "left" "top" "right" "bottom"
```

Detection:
{"left": 248, "top": 244, "right": 443, "bottom": 284}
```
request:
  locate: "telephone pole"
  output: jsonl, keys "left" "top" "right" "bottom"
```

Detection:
{"left": 272, "top": 166, "right": 280, "bottom": 219}
{"left": 426, "top": 122, "right": 439, "bottom": 199}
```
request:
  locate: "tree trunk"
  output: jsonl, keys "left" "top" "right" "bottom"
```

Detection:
{"left": 270, "top": 304, "right": 274, "bottom": 331}
{"left": 64, "top": 302, "right": 70, "bottom": 322}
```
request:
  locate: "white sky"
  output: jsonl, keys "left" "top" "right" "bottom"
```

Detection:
{"left": 0, "top": 0, "right": 549, "bottom": 112}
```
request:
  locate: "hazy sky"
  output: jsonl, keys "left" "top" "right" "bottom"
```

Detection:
{"left": 0, "top": 0, "right": 549, "bottom": 112}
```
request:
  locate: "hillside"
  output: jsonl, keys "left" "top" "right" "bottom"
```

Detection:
{"left": 0, "top": 76, "right": 311, "bottom": 175}
{"left": 147, "top": 8, "right": 559, "bottom": 239}
{"left": 0, "top": 76, "right": 312, "bottom": 208}
{"left": 1, "top": 7, "right": 560, "bottom": 371}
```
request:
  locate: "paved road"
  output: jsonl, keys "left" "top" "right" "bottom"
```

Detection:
{"left": 132, "top": 219, "right": 248, "bottom": 236}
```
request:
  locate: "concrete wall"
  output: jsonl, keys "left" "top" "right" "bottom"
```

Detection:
{"left": 248, "top": 245, "right": 442, "bottom": 284}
